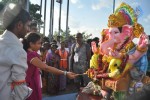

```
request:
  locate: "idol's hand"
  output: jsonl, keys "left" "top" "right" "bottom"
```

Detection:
{"left": 138, "top": 33, "right": 148, "bottom": 49}
{"left": 108, "top": 48, "right": 121, "bottom": 58}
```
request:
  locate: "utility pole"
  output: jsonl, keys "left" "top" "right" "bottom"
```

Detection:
{"left": 66, "top": 0, "right": 69, "bottom": 38}
{"left": 39, "top": 0, "right": 43, "bottom": 33}
{"left": 43, "top": 0, "right": 47, "bottom": 36}
{"left": 51, "top": 0, "right": 54, "bottom": 38}
{"left": 49, "top": 0, "right": 54, "bottom": 41}
{"left": 56, "top": 0, "right": 62, "bottom": 36}
{"left": 113, "top": 0, "right": 115, "bottom": 13}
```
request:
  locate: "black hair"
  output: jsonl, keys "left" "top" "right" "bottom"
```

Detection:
{"left": 30, "top": 21, "right": 37, "bottom": 28}
{"left": 42, "top": 37, "right": 50, "bottom": 43}
{"left": 76, "top": 32, "right": 83, "bottom": 38}
{"left": 93, "top": 37, "right": 99, "bottom": 42}
{"left": 22, "top": 33, "right": 41, "bottom": 51}
{"left": 57, "top": 36, "right": 61, "bottom": 38}
{"left": 52, "top": 40, "right": 57, "bottom": 43}
{"left": 6, "top": 8, "right": 32, "bottom": 31}
{"left": 86, "top": 39, "right": 92, "bottom": 47}
{"left": 92, "top": 37, "right": 99, "bottom": 47}
{"left": 42, "top": 42, "right": 50, "bottom": 50}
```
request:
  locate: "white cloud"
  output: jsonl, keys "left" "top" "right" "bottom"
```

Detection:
{"left": 144, "top": 14, "right": 150, "bottom": 23}
{"left": 69, "top": 25, "right": 102, "bottom": 38}
{"left": 91, "top": 0, "right": 112, "bottom": 10}
{"left": 77, "top": 4, "right": 84, "bottom": 9}
{"left": 91, "top": 1, "right": 137, "bottom": 11}
{"left": 70, "top": 0, "right": 79, "bottom": 4}
{"left": 70, "top": 0, "right": 84, "bottom": 9}
{"left": 131, "top": 2, "right": 140, "bottom": 7}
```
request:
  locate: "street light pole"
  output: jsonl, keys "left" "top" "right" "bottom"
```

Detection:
{"left": 49, "top": 0, "right": 54, "bottom": 41}
{"left": 113, "top": 0, "right": 115, "bottom": 13}
{"left": 51, "top": 0, "right": 54, "bottom": 39}
{"left": 39, "top": 0, "right": 43, "bottom": 33}
{"left": 56, "top": 0, "right": 62, "bottom": 36}
{"left": 43, "top": 0, "right": 47, "bottom": 36}
{"left": 66, "top": 0, "right": 69, "bottom": 38}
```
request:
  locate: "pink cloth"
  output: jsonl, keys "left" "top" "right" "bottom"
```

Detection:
{"left": 26, "top": 51, "right": 42, "bottom": 100}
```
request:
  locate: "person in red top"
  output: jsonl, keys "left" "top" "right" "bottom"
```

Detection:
{"left": 56, "top": 41, "right": 69, "bottom": 90}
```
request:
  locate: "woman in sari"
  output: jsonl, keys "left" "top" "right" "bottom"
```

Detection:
{"left": 46, "top": 44, "right": 60, "bottom": 94}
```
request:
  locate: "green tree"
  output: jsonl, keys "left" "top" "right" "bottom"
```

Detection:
{"left": 53, "top": 28, "right": 92, "bottom": 41}
{"left": 29, "top": 3, "right": 43, "bottom": 27}
{"left": 53, "top": 28, "right": 71, "bottom": 41}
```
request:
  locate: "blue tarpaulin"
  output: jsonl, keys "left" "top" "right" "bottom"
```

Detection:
{"left": 42, "top": 93, "right": 77, "bottom": 100}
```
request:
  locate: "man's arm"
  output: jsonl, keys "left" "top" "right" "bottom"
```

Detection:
{"left": 9, "top": 49, "right": 32, "bottom": 99}
{"left": 10, "top": 49, "right": 27, "bottom": 82}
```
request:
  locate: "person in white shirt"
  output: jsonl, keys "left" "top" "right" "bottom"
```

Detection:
{"left": 0, "top": 3, "right": 32, "bottom": 100}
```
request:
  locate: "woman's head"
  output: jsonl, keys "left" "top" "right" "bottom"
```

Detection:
{"left": 61, "top": 41, "right": 65, "bottom": 49}
{"left": 22, "top": 33, "right": 41, "bottom": 51}
{"left": 51, "top": 44, "right": 58, "bottom": 52}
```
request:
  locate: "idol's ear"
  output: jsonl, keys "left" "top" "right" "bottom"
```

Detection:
{"left": 101, "top": 29, "right": 109, "bottom": 42}
{"left": 122, "top": 25, "right": 133, "bottom": 37}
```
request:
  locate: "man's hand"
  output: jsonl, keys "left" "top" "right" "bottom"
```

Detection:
{"left": 66, "top": 72, "right": 78, "bottom": 79}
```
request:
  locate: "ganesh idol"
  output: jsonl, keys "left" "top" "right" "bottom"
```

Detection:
{"left": 82, "top": 2, "right": 150, "bottom": 100}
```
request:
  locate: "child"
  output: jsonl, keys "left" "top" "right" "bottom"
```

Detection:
{"left": 23, "top": 33, "right": 77, "bottom": 99}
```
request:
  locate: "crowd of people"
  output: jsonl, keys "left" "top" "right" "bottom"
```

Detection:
{"left": 0, "top": 4, "right": 76, "bottom": 100}
{"left": 37, "top": 27, "right": 101, "bottom": 95}
{"left": 0, "top": 4, "right": 100, "bottom": 100}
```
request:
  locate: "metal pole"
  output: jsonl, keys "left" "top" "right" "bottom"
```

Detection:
{"left": 49, "top": 0, "right": 54, "bottom": 41}
{"left": 39, "top": 0, "right": 43, "bottom": 33}
{"left": 66, "top": 0, "right": 69, "bottom": 38}
{"left": 51, "top": 0, "right": 54, "bottom": 39}
{"left": 43, "top": 0, "right": 47, "bottom": 36}
{"left": 49, "top": 0, "right": 53, "bottom": 41}
{"left": 40, "top": 0, "right": 43, "bottom": 15}
{"left": 113, "top": 0, "right": 115, "bottom": 13}
{"left": 58, "top": 0, "right": 62, "bottom": 36}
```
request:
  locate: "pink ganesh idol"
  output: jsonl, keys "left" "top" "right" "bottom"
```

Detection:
{"left": 84, "top": 2, "right": 150, "bottom": 100}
